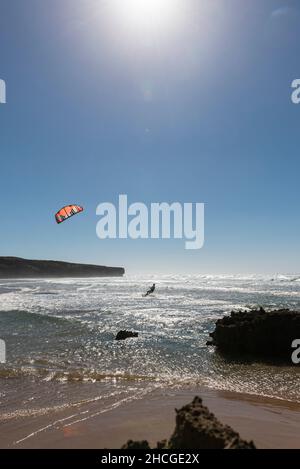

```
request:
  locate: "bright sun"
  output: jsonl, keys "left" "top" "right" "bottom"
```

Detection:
{"left": 115, "top": 0, "right": 179, "bottom": 31}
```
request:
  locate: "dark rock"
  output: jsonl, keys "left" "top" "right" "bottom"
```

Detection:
{"left": 167, "top": 396, "right": 255, "bottom": 449}
{"left": 115, "top": 330, "right": 138, "bottom": 341}
{"left": 121, "top": 440, "right": 150, "bottom": 449}
{"left": 121, "top": 397, "right": 255, "bottom": 449}
{"left": 157, "top": 439, "right": 167, "bottom": 449}
{"left": 0, "top": 257, "right": 124, "bottom": 278}
{"left": 207, "top": 308, "right": 300, "bottom": 361}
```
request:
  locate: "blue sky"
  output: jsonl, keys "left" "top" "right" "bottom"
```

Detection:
{"left": 1, "top": 0, "right": 300, "bottom": 274}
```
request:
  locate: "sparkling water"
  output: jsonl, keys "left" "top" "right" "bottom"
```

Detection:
{"left": 1, "top": 274, "right": 300, "bottom": 423}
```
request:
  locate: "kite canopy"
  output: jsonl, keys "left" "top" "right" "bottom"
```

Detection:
{"left": 55, "top": 205, "right": 83, "bottom": 224}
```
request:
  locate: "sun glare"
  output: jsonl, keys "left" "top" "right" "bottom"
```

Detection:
{"left": 114, "top": 0, "right": 180, "bottom": 32}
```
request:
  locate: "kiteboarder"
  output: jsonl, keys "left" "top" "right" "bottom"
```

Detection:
{"left": 144, "top": 283, "right": 156, "bottom": 297}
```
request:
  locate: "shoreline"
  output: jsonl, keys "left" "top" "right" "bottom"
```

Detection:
{"left": 1, "top": 386, "right": 300, "bottom": 449}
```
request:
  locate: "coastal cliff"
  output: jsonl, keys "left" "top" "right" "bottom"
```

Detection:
{"left": 0, "top": 257, "right": 125, "bottom": 278}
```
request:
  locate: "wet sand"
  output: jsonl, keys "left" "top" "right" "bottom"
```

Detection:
{"left": 1, "top": 387, "right": 300, "bottom": 449}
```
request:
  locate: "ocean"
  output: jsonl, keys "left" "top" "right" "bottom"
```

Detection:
{"left": 1, "top": 274, "right": 300, "bottom": 435}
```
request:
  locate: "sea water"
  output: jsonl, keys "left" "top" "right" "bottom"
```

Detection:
{"left": 0, "top": 274, "right": 300, "bottom": 425}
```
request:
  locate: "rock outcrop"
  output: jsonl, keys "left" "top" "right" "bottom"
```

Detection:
{"left": 115, "top": 330, "right": 138, "bottom": 341}
{"left": 0, "top": 257, "right": 125, "bottom": 278}
{"left": 207, "top": 308, "right": 300, "bottom": 361}
{"left": 167, "top": 396, "right": 255, "bottom": 449}
{"left": 122, "top": 396, "right": 255, "bottom": 449}
{"left": 121, "top": 440, "right": 151, "bottom": 449}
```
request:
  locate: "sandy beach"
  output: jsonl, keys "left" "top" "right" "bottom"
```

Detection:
{"left": 1, "top": 386, "right": 300, "bottom": 449}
